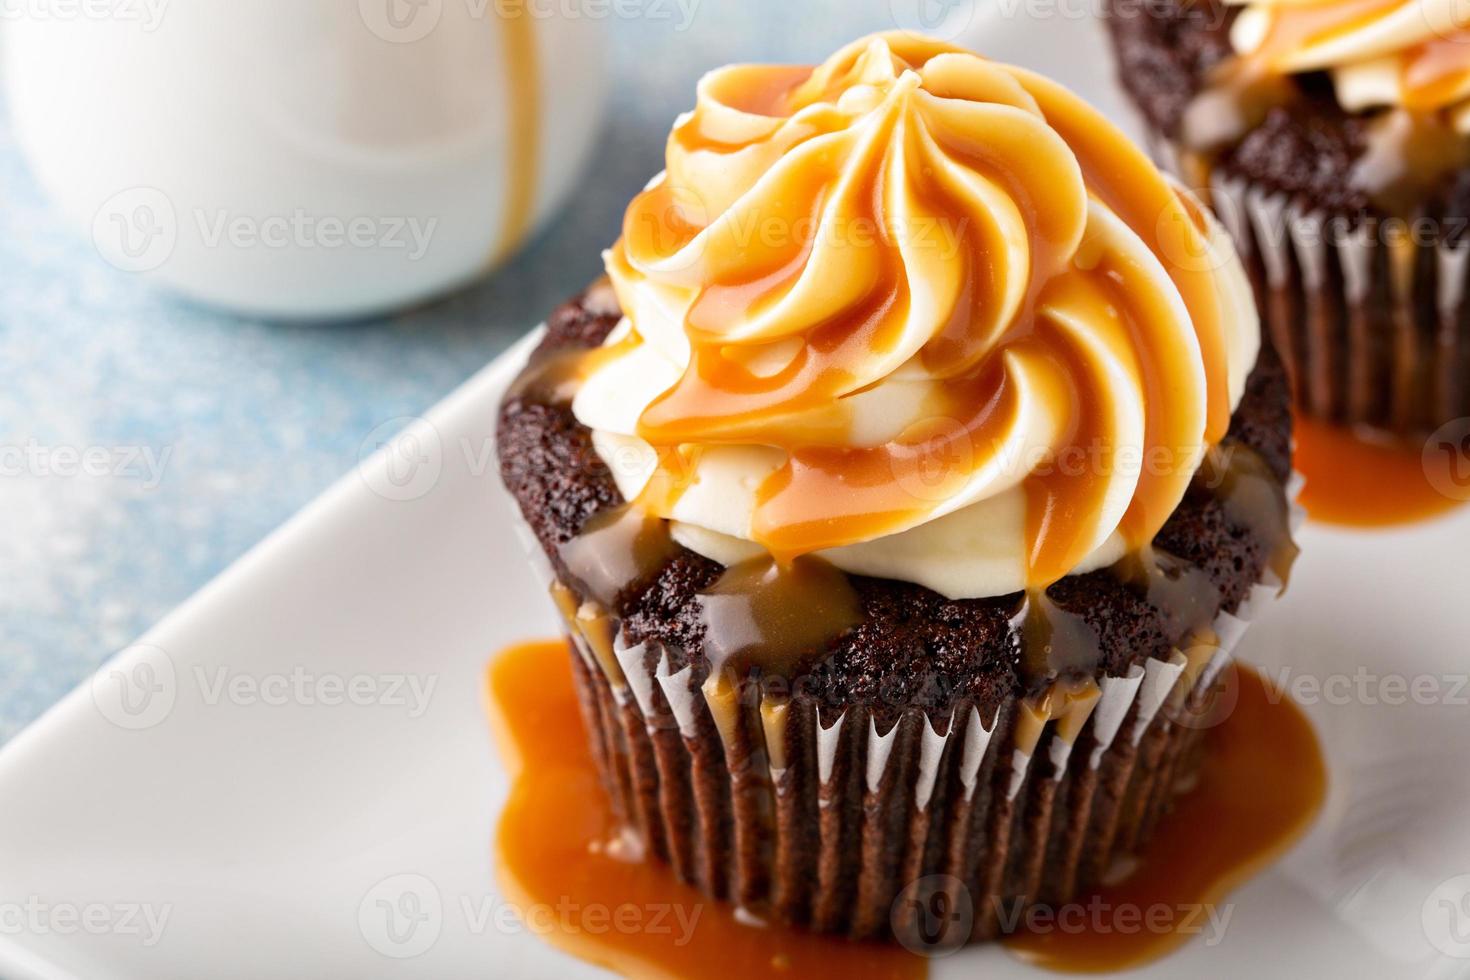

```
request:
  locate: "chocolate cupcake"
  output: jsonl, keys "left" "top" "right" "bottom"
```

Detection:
{"left": 497, "top": 33, "right": 1299, "bottom": 946}
{"left": 1104, "top": 0, "right": 1470, "bottom": 438}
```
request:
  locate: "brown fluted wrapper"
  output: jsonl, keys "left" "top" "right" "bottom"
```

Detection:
{"left": 1152, "top": 136, "right": 1470, "bottom": 440}
{"left": 545, "top": 577, "right": 1278, "bottom": 946}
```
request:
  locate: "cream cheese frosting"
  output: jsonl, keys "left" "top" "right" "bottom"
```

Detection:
{"left": 1230, "top": 0, "right": 1470, "bottom": 131}
{"left": 572, "top": 33, "right": 1259, "bottom": 599}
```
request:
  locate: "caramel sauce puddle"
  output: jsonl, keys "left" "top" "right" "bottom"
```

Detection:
{"left": 1294, "top": 414, "right": 1467, "bottom": 527}
{"left": 487, "top": 641, "right": 1324, "bottom": 977}
{"left": 487, "top": 639, "right": 925, "bottom": 980}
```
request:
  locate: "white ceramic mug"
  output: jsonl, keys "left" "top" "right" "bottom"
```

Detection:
{"left": 3, "top": 0, "right": 605, "bottom": 319}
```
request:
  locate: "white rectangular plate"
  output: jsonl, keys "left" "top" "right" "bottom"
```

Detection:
{"left": 3, "top": 9, "right": 1469, "bottom": 979}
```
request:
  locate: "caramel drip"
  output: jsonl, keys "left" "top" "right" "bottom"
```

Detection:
{"left": 1199, "top": 443, "right": 1300, "bottom": 589}
{"left": 751, "top": 359, "right": 1017, "bottom": 560}
{"left": 697, "top": 554, "right": 863, "bottom": 679}
{"left": 506, "top": 328, "right": 644, "bottom": 406}
{"left": 1115, "top": 545, "right": 1220, "bottom": 638}
{"left": 1015, "top": 675, "right": 1102, "bottom": 754}
{"left": 1012, "top": 590, "right": 1101, "bottom": 685}
{"left": 1013, "top": 438, "right": 1295, "bottom": 687}
{"left": 559, "top": 503, "right": 680, "bottom": 607}
{"left": 1017, "top": 67, "right": 1232, "bottom": 444}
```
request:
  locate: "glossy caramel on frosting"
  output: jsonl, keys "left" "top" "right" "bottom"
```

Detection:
{"left": 590, "top": 33, "right": 1243, "bottom": 592}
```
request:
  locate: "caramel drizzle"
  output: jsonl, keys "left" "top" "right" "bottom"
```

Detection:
{"left": 1009, "top": 441, "right": 1296, "bottom": 686}
{"left": 559, "top": 503, "right": 680, "bottom": 607}
{"left": 545, "top": 441, "right": 1294, "bottom": 691}
{"left": 606, "top": 34, "right": 1230, "bottom": 589}
{"left": 1198, "top": 443, "right": 1299, "bottom": 589}
{"left": 696, "top": 553, "right": 863, "bottom": 680}
{"left": 505, "top": 326, "right": 644, "bottom": 406}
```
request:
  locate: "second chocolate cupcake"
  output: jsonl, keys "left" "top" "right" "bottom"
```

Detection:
{"left": 1105, "top": 0, "right": 1470, "bottom": 439}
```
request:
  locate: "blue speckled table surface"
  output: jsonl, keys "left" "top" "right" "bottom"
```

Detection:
{"left": 0, "top": 4, "right": 962, "bottom": 741}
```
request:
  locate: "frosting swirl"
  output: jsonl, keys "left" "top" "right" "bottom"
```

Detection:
{"left": 574, "top": 33, "right": 1258, "bottom": 598}
{"left": 1231, "top": 0, "right": 1470, "bottom": 130}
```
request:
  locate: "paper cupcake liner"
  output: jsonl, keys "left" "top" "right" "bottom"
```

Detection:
{"left": 536, "top": 575, "right": 1280, "bottom": 944}
{"left": 1150, "top": 133, "right": 1470, "bottom": 439}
